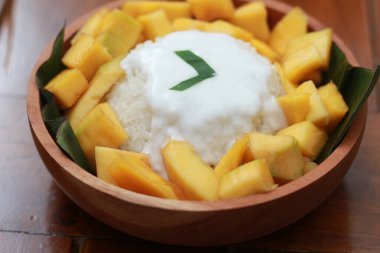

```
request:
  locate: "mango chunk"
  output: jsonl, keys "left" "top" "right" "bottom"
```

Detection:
{"left": 95, "top": 146, "right": 149, "bottom": 186}
{"left": 274, "top": 62, "right": 298, "bottom": 94}
{"left": 45, "top": 69, "right": 89, "bottom": 109}
{"left": 277, "top": 121, "right": 328, "bottom": 160}
{"left": 110, "top": 156, "right": 178, "bottom": 199}
{"left": 214, "top": 134, "right": 249, "bottom": 179}
{"left": 97, "top": 10, "right": 142, "bottom": 57}
{"left": 302, "top": 70, "right": 322, "bottom": 85}
{"left": 75, "top": 103, "right": 128, "bottom": 168}
{"left": 68, "top": 57, "right": 125, "bottom": 129}
{"left": 138, "top": 9, "right": 171, "bottom": 40}
{"left": 250, "top": 39, "right": 278, "bottom": 62}
{"left": 277, "top": 93, "right": 310, "bottom": 125}
{"left": 318, "top": 82, "right": 349, "bottom": 133}
{"left": 269, "top": 7, "right": 308, "bottom": 54}
{"left": 187, "top": 0, "right": 234, "bottom": 21}
{"left": 62, "top": 35, "right": 113, "bottom": 81}
{"left": 283, "top": 43, "right": 325, "bottom": 83}
{"left": 303, "top": 157, "right": 318, "bottom": 174}
{"left": 71, "top": 9, "right": 109, "bottom": 45}
{"left": 231, "top": 2, "right": 270, "bottom": 42}
{"left": 162, "top": 140, "right": 219, "bottom": 201}
{"left": 172, "top": 18, "right": 208, "bottom": 31}
{"left": 294, "top": 81, "right": 330, "bottom": 127}
{"left": 245, "top": 132, "right": 304, "bottom": 181}
{"left": 283, "top": 29, "right": 333, "bottom": 69}
{"left": 219, "top": 159, "right": 277, "bottom": 200}
{"left": 205, "top": 20, "right": 253, "bottom": 42}
{"left": 122, "top": 1, "right": 191, "bottom": 21}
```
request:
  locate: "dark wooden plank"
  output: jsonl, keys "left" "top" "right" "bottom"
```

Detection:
{"left": 0, "top": 231, "right": 72, "bottom": 253}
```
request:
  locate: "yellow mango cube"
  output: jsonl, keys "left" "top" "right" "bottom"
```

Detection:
{"left": 95, "top": 146, "right": 149, "bottom": 186}
{"left": 75, "top": 103, "right": 128, "bottom": 168}
{"left": 214, "top": 134, "right": 249, "bottom": 179}
{"left": 71, "top": 9, "right": 109, "bottom": 45}
{"left": 269, "top": 7, "right": 308, "bottom": 54}
{"left": 294, "top": 81, "right": 330, "bottom": 127}
{"left": 283, "top": 29, "right": 332, "bottom": 69}
{"left": 162, "top": 140, "right": 219, "bottom": 201}
{"left": 45, "top": 69, "right": 89, "bottom": 109}
{"left": 97, "top": 10, "right": 142, "bottom": 57}
{"left": 274, "top": 62, "right": 298, "bottom": 94}
{"left": 303, "top": 157, "right": 318, "bottom": 174}
{"left": 318, "top": 82, "right": 349, "bottom": 132}
{"left": 283, "top": 43, "right": 325, "bottom": 83}
{"left": 277, "top": 93, "right": 310, "bottom": 125}
{"left": 231, "top": 2, "right": 270, "bottom": 42}
{"left": 245, "top": 132, "right": 304, "bottom": 181}
{"left": 205, "top": 20, "right": 253, "bottom": 42}
{"left": 187, "top": 0, "right": 234, "bottom": 21}
{"left": 172, "top": 18, "right": 208, "bottom": 31}
{"left": 110, "top": 156, "right": 178, "bottom": 199}
{"left": 138, "top": 10, "right": 172, "bottom": 40}
{"left": 62, "top": 35, "right": 113, "bottom": 81}
{"left": 277, "top": 121, "right": 328, "bottom": 160}
{"left": 122, "top": 1, "right": 191, "bottom": 21}
{"left": 219, "top": 159, "right": 277, "bottom": 200}
{"left": 250, "top": 38, "right": 278, "bottom": 62}
{"left": 68, "top": 57, "right": 125, "bottom": 129}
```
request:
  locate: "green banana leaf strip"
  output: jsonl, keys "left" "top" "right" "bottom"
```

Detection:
{"left": 316, "top": 65, "right": 380, "bottom": 163}
{"left": 322, "top": 43, "right": 352, "bottom": 89}
{"left": 56, "top": 121, "right": 95, "bottom": 175}
{"left": 35, "top": 25, "right": 93, "bottom": 175}
{"left": 36, "top": 25, "right": 66, "bottom": 89}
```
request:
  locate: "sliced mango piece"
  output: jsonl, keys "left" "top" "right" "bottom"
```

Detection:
{"left": 95, "top": 146, "right": 149, "bottom": 185}
{"left": 162, "top": 140, "right": 219, "bottom": 201}
{"left": 71, "top": 9, "right": 109, "bottom": 45}
{"left": 138, "top": 9, "right": 171, "bottom": 40}
{"left": 303, "top": 157, "right": 318, "bottom": 174}
{"left": 269, "top": 7, "right": 308, "bottom": 54}
{"left": 122, "top": 1, "right": 191, "bottom": 21}
{"left": 231, "top": 2, "right": 270, "bottom": 42}
{"left": 205, "top": 20, "right": 253, "bottom": 42}
{"left": 68, "top": 57, "right": 125, "bottom": 129}
{"left": 274, "top": 62, "right": 298, "bottom": 94}
{"left": 110, "top": 156, "right": 178, "bottom": 199}
{"left": 283, "top": 29, "right": 333, "bottom": 69}
{"left": 219, "top": 159, "right": 277, "bottom": 200}
{"left": 75, "top": 103, "right": 128, "bottom": 168}
{"left": 172, "top": 18, "right": 208, "bottom": 31}
{"left": 277, "top": 121, "right": 328, "bottom": 160}
{"left": 294, "top": 81, "right": 330, "bottom": 127}
{"left": 245, "top": 132, "right": 304, "bottom": 181}
{"left": 277, "top": 93, "right": 310, "bottom": 125}
{"left": 214, "top": 134, "right": 249, "bottom": 179}
{"left": 283, "top": 43, "right": 325, "bottom": 83}
{"left": 97, "top": 10, "right": 142, "bottom": 57}
{"left": 318, "top": 82, "right": 349, "bottom": 132}
{"left": 187, "top": 0, "right": 234, "bottom": 21}
{"left": 45, "top": 69, "right": 89, "bottom": 109}
{"left": 250, "top": 39, "right": 278, "bottom": 62}
{"left": 62, "top": 35, "right": 113, "bottom": 81}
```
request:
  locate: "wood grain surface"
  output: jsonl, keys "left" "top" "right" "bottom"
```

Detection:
{"left": 0, "top": 0, "right": 379, "bottom": 252}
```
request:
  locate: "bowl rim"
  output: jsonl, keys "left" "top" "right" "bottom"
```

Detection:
{"left": 27, "top": 0, "right": 365, "bottom": 212}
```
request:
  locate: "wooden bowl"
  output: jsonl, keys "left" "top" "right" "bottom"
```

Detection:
{"left": 27, "top": 0, "right": 365, "bottom": 246}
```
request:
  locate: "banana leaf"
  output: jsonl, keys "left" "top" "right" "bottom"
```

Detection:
{"left": 35, "top": 25, "right": 94, "bottom": 175}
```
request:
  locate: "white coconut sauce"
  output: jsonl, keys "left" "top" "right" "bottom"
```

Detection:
{"left": 115, "top": 31, "right": 287, "bottom": 177}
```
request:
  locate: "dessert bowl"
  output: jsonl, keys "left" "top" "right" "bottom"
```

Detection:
{"left": 27, "top": 0, "right": 365, "bottom": 246}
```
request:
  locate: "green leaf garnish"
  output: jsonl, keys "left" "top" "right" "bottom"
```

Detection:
{"left": 170, "top": 50, "right": 216, "bottom": 91}
{"left": 35, "top": 25, "right": 93, "bottom": 175}
{"left": 56, "top": 121, "right": 94, "bottom": 175}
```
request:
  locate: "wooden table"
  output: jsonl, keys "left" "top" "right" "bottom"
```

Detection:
{"left": 1, "top": 0, "right": 379, "bottom": 252}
